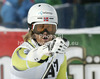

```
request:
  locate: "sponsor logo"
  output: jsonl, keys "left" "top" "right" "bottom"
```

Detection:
{"left": 0, "top": 57, "right": 11, "bottom": 79}
{"left": 44, "top": 17, "right": 48, "bottom": 21}
{"left": 38, "top": 11, "right": 52, "bottom": 15}
{"left": 67, "top": 47, "right": 100, "bottom": 79}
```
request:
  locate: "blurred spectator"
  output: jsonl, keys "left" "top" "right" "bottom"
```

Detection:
{"left": 18, "top": 0, "right": 34, "bottom": 26}
{"left": 0, "top": 0, "right": 34, "bottom": 28}
{"left": 46, "top": 0, "right": 62, "bottom": 5}
{"left": 34, "top": 0, "right": 62, "bottom": 5}
{"left": 85, "top": 3, "right": 100, "bottom": 27}
{"left": 61, "top": 0, "right": 81, "bottom": 4}
{"left": 34, "top": 0, "right": 46, "bottom": 3}
{"left": 62, "top": 0, "right": 73, "bottom": 4}
{"left": 81, "top": 0, "right": 100, "bottom": 4}
{"left": 3, "top": 0, "right": 6, "bottom": 4}
{"left": 0, "top": 0, "right": 23, "bottom": 28}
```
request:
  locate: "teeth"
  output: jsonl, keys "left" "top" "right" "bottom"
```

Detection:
{"left": 43, "top": 36, "right": 48, "bottom": 39}
{"left": 43, "top": 37, "right": 47, "bottom": 39}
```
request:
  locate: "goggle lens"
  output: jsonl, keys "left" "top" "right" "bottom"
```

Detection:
{"left": 33, "top": 24, "right": 56, "bottom": 34}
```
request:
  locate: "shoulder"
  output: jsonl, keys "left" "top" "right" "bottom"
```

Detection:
{"left": 13, "top": 39, "right": 38, "bottom": 52}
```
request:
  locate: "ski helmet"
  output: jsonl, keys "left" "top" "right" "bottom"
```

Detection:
{"left": 27, "top": 3, "right": 58, "bottom": 30}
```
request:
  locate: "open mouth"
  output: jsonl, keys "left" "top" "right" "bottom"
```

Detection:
{"left": 42, "top": 35, "right": 49, "bottom": 40}
{"left": 43, "top": 36, "right": 48, "bottom": 39}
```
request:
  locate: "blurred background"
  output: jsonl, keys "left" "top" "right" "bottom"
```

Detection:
{"left": 0, "top": 0, "right": 100, "bottom": 79}
{"left": 0, "top": 0, "right": 100, "bottom": 28}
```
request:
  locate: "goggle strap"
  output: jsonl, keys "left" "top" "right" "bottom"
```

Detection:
{"left": 31, "top": 25, "right": 33, "bottom": 30}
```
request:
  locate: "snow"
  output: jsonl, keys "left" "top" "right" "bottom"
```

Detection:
{"left": 0, "top": 26, "right": 100, "bottom": 34}
{"left": 56, "top": 26, "right": 100, "bottom": 34}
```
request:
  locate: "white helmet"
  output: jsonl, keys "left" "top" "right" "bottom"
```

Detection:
{"left": 27, "top": 3, "right": 58, "bottom": 27}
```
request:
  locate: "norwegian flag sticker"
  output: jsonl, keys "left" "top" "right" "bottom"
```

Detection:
{"left": 44, "top": 17, "right": 48, "bottom": 21}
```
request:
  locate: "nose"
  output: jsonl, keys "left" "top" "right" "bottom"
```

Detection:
{"left": 43, "top": 32, "right": 48, "bottom": 35}
{"left": 41, "top": 29, "right": 49, "bottom": 34}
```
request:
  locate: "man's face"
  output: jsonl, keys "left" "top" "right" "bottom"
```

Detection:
{"left": 33, "top": 24, "right": 56, "bottom": 45}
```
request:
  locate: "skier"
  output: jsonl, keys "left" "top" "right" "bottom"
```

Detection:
{"left": 10, "top": 3, "right": 69, "bottom": 79}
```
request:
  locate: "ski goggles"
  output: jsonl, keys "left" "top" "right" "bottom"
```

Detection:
{"left": 32, "top": 23, "right": 57, "bottom": 34}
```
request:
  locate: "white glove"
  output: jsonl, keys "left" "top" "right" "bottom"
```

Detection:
{"left": 50, "top": 37, "right": 69, "bottom": 54}
{"left": 27, "top": 44, "right": 51, "bottom": 62}
{"left": 27, "top": 37, "right": 69, "bottom": 62}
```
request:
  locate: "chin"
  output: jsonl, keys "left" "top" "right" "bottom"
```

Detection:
{"left": 43, "top": 40, "right": 48, "bottom": 43}
{"left": 44, "top": 40, "right": 49, "bottom": 43}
